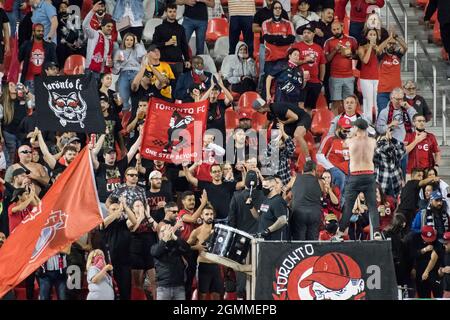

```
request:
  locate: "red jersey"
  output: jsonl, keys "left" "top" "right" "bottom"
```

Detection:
{"left": 319, "top": 230, "right": 349, "bottom": 241}
{"left": 404, "top": 131, "right": 440, "bottom": 173}
{"left": 318, "top": 135, "right": 350, "bottom": 174}
{"left": 378, "top": 53, "right": 403, "bottom": 93}
{"left": 25, "top": 41, "right": 45, "bottom": 81}
{"left": 293, "top": 41, "right": 326, "bottom": 83}
{"left": 262, "top": 18, "right": 295, "bottom": 62}
{"left": 360, "top": 49, "right": 379, "bottom": 80}
{"left": 324, "top": 36, "right": 358, "bottom": 78}
{"left": 177, "top": 209, "right": 198, "bottom": 241}
{"left": 8, "top": 203, "right": 33, "bottom": 233}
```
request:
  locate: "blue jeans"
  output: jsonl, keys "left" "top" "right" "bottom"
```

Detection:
{"left": 329, "top": 167, "right": 347, "bottom": 202}
{"left": 349, "top": 21, "right": 365, "bottom": 44}
{"left": 3, "top": 130, "right": 21, "bottom": 167}
{"left": 377, "top": 92, "right": 391, "bottom": 115}
{"left": 182, "top": 17, "right": 208, "bottom": 55}
{"left": 38, "top": 270, "right": 67, "bottom": 300}
{"left": 229, "top": 16, "right": 254, "bottom": 57}
{"left": 157, "top": 286, "right": 185, "bottom": 300}
{"left": 117, "top": 70, "right": 138, "bottom": 111}
{"left": 257, "top": 44, "right": 266, "bottom": 90}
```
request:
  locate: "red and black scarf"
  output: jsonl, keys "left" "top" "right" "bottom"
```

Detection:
{"left": 387, "top": 102, "right": 412, "bottom": 133}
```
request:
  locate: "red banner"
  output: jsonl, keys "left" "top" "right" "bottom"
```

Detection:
{"left": 140, "top": 98, "right": 208, "bottom": 163}
{"left": 0, "top": 148, "right": 103, "bottom": 298}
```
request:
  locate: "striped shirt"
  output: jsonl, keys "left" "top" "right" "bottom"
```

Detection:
{"left": 228, "top": 0, "right": 256, "bottom": 16}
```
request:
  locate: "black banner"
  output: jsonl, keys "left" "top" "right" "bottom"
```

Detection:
{"left": 35, "top": 75, "right": 106, "bottom": 133}
{"left": 256, "top": 241, "right": 398, "bottom": 300}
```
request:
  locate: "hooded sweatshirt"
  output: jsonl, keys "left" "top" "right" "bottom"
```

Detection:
{"left": 221, "top": 42, "right": 256, "bottom": 85}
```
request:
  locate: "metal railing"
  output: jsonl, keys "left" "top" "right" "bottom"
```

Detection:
{"left": 442, "top": 90, "right": 449, "bottom": 146}
{"left": 385, "top": 0, "right": 408, "bottom": 71}
{"left": 413, "top": 37, "right": 437, "bottom": 126}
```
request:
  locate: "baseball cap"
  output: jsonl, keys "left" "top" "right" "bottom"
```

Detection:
{"left": 430, "top": 191, "right": 443, "bottom": 201}
{"left": 300, "top": 24, "right": 315, "bottom": 33}
{"left": 299, "top": 253, "right": 362, "bottom": 290}
{"left": 252, "top": 98, "right": 267, "bottom": 111}
{"left": 421, "top": 225, "right": 437, "bottom": 243}
{"left": 325, "top": 214, "right": 338, "bottom": 222}
{"left": 148, "top": 44, "right": 159, "bottom": 52}
{"left": 239, "top": 111, "right": 252, "bottom": 120}
{"left": 443, "top": 232, "right": 450, "bottom": 242}
{"left": 12, "top": 168, "right": 27, "bottom": 178}
{"left": 352, "top": 118, "right": 369, "bottom": 130}
{"left": 337, "top": 117, "right": 352, "bottom": 129}
{"left": 68, "top": 137, "right": 80, "bottom": 144}
{"left": 43, "top": 61, "right": 59, "bottom": 70}
{"left": 149, "top": 170, "right": 162, "bottom": 180}
{"left": 303, "top": 160, "right": 316, "bottom": 173}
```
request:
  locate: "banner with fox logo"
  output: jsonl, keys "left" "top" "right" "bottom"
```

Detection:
{"left": 34, "top": 75, "right": 106, "bottom": 133}
{"left": 141, "top": 97, "right": 209, "bottom": 163}
{"left": 0, "top": 148, "right": 103, "bottom": 298}
{"left": 256, "top": 241, "right": 398, "bottom": 300}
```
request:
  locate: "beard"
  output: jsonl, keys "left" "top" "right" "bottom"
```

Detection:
{"left": 204, "top": 218, "right": 214, "bottom": 224}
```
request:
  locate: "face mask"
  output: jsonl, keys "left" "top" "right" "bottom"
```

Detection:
{"left": 334, "top": 33, "right": 342, "bottom": 39}
{"left": 338, "top": 131, "right": 347, "bottom": 139}
{"left": 387, "top": 48, "right": 395, "bottom": 54}
{"left": 325, "top": 221, "right": 338, "bottom": 234}
{"left": 194, "top": 68, "right": 204, "bottom": 75}
{"left": 93, "top": 255, "right": 106, "bottom": 269}
{"left": 405, "top": 95, "right": 415, "bottom": 99}
{"left": 416, "top": 127, "right": 425, "bottom": 132}
{"left": 262, "top": 187, "right": 272, "bottom": 196}
{"left": 273, "top": 14, "right": 282, "bottom": 22}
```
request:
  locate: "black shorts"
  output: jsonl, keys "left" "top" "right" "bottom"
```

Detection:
{"left": 198, "top": 263, "right": 224, "bottom": 294}
{"left": 129, "top": 233, "right": 155, "bottom": 270}
{"left": 285, "top": 113, "right": 312, "bottom": 136}
{"left": 304, "top": 82, "right": 323, "bottom": 110}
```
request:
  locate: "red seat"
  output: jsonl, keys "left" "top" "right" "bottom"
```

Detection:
{"left": 255, "top": 0, "right": 264, "bottom": 6}
{"left": 252, "top": 112, "right": 268, "bottom": 131}
{"left": 253, "top": 32, "right": 261, "bottom": 60}
{"left": 416, "top": 0, "right": 429, "bottom": 8}
{"left": 311, "top": 108, "right": 334, "bottom": 136}
{"left": 442, "top": 48, "right": 449, "bottom": 61}
{"left": 206, "top": 18, "right": 229, "bottom": 43}
{"left": 433, "top": 20, "right": 441, "bottom": 45}
{"left": 63, "top": 54, "right": 86, "bottom": 75}
{"left": 291, "top": 0, "right": 298, "bottom": 15}
{"left": 238, "top": 91, "right": 261, "bottom": 110}
{"left": 315, "top": 93, "right": 328, "bottom": 109}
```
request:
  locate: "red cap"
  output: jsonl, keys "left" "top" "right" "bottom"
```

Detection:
{"left": 239, "top": 111, "right": 252, "bottom": 120}
{"left": 337, "top": 117, "right": 352, "bottom": 129}
{"left": 299, "top": 253, "right": 361, "bottom": 290}
{"left": 421, "top": 225, "right": 437, "bottom": 243}
{"left": 443, "top": 231, "right": 450, "bottom": 242}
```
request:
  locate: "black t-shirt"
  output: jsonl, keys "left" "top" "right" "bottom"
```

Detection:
{"left": 198, "top": 181, "right": 237, "bottom": 220}
{"left": 95, "top": 157, "right": 129, "bottom": 203}
{"left": 269, "top": 102, "right": 311, "bottom": 129}
{"left": 0, "top": 9, "right": 9, "bottom": 44}
{"left": 103, "top": 219, "right": 131, "bottom": 265}
{"left": 291, "top": 174, "right": 322, "bottom": 210}
{"left": 184, "top": 3, "right": 208, "bottom": 21}
{"left": 257, "top": 194, "right": 288, "bottom": 240}
{"left": 443, "top": 251, "right": 450, "bottom": 291}
{"left": 398, "top": 180, "right": 421, "bottom": 211}
{"left": 146, "top": 188, "right": 174, "bottom": 223}
{"left": 253, "top": 7, "right": 289, "bottom": 39}
{"left": 207, "top": 100, "right": 228, "bottom": 138}
{"left": 3, "top": 101, "right": 28, "bottom": 134}
{"left": 406, "top": 232, "right": 443, "bottom": 275}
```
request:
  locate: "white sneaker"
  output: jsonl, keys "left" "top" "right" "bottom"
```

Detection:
{"left": 373, "top": 231, "right": 383, "bottom": 240}
{"left": 331, "top": 234, "right": 344, "bottom": 242}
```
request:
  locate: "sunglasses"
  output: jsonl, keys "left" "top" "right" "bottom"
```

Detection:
{"left": 20, "top": 150, "right": 32, "bottom": 154}
{"left": 404, "top": 87, "right": 416, "bottom": 90}
{"left": 127, "top": 173, "right": 138, "bottom": 177}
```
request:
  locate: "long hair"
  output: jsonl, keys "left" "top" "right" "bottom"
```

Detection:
{"left": 120, "top": 32, "right": 136, "bottom": 50}
{"left": 86, "top": 249, "right": 104, "bottom": 270}
{"left": 384, "top": 213, "right": 407, "bottom": 235}
{"left": 1, "top": 83, "right": 15, "bottom": 125}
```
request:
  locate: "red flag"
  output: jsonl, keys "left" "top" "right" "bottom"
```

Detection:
{"left": 0, "top": 147, "right": 103, "bottom": 297}
{"left": 140, "top": 97, "right": 208, "bottom": 164}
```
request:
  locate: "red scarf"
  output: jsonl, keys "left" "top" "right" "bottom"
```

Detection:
{"left": 89, "top": 32, "right": 112, "bottom": 73}
{"left": 387, "top": 102, "right": 412, "bottom": 133}
{"left": 192, "top": 71, "right": 202, "bottom": 84}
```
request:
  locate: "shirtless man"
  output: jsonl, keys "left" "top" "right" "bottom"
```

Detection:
{"left": 4, "top": 144, "right": 50, "bottom": 195}
{"left": 333, "top": 118, "right": 382, "bottom": 241}
{"left": 187, "top": 204, "right": 223, "bottom": 300}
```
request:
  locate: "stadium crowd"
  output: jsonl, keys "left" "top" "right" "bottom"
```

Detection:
{"left": 0, "top": 0, "right": 449, "bottom": 300}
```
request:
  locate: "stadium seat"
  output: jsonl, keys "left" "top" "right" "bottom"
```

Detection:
{"left": 198, "top": 54, "right": 217, "bottom": 74}
{"left": 255, "top": 0, "right": 264, "bottom": 6}
{"left": 212, "top": 36, "right": 230, "bottom": 64}
{"left": 433, "top": 20, "right": 441, "bottom": 45}
{"left": 442, "top": 48, "right": 449, "bottom": 61}
{"left": 238, "top": 91, "right": 261, "bottom": 110}
{"left": 315, "top": 93, "right": 328, "bottom": 109}
{"left": 416, "top": 0, "right": 428, "bottom": 8}
{"left": 63, "top": 55, "right": 86, "bottom": 75}
{"left": 142, "top": 18, "right": 163, "bottom": 43}
{"left": 252, "top": 111, "right": 268, "bottom": 130}
{"left": 253, "top": 32, "right": 261, "bottom": 59}
{"left": 311, "top": 108, "right": 334, "bottom": 136}
{"left": 206, "top": 18, "right": 229, "bottom": 43}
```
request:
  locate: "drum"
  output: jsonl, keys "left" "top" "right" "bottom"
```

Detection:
{"left": 207, "top": 224, "right": 253, "bottom": 264}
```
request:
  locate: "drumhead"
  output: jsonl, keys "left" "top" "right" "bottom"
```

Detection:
{"left": 214, "top": 224, "right": 254, "bottom": 240}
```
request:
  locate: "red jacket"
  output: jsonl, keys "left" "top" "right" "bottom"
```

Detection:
{"left": 261, "top": 18, "right": 295, "bottom": 62}
{"left": 336, "top": 0, "right": 385, "bottom": 23}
